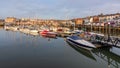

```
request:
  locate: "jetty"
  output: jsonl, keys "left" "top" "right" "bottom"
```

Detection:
{"left": 85, "top": 32, "right": 120, "bottom": 47}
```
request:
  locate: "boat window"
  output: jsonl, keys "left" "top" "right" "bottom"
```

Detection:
{"left": 70, "top": 36, "right": 82, "bottom": 40}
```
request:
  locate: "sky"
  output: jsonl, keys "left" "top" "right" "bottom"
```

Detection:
{"left": 0, "top": 0, "right": 120, "bottom": 19}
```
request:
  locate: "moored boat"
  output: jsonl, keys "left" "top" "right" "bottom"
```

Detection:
{"left": 29, "top": 32, "right": 39, "bottom": 36}
{"left": 40, "top": 30, "right": 49, "bottom": 36}
{"left": 67, "top": 41, "right": 96, "bottom": 61}
{"left": 4, "top": 26, "right": 18, "bottom": 31}
{"left": 66, "top": 36, "right": 96, "bottom": 49}
{"left": 40, "top": 30, "right": 57, "bottom": 38}
{"left": 46, "top": 32, "right": 57, "bottom": 38}
{"left": 29, "top": 30, "right": 38, "bottom": 33}
{"left": 19, "top": 28, "right": 30, "bottom": 34}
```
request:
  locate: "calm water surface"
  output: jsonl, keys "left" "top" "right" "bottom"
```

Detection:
{"left": 0, "top": 28, "right": 120, "bottom": 68}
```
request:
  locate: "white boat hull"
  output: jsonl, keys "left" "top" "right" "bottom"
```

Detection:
{"left": 66, "top": 36, "right": 96, "bottom": 49}
{"left": 29, "top": 30, "right": 38, "bottom": 33}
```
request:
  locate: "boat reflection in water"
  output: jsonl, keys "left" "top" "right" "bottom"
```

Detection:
{"left": 92, "top": 47, "right": 120, "bottom": 68}
{"left": 67, "top": 40, "right": 120, "bottom": 68}
{"left": 66, "top": 41, "right": 96, "bottom": 61}
{"left": 41, "top": 35, "right": 57, "bottom": 41}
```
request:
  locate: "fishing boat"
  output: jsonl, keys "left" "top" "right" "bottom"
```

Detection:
{"left": 66, "top": 36, "right": 96, "bottom": 49}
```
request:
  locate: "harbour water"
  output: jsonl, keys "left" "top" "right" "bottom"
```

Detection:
{"left": 0, "top": 28, "right": 120, "bottom": 68}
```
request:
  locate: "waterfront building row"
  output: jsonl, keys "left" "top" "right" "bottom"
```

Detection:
{"left": 72, "top": 13, "right": 120, "bottom": 27}
{"left": 0, "top": 13, "right": 120, "bottom": 28}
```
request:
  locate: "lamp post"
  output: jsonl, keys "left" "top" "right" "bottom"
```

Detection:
{"left": 90, "top": 18, "right": 93, "bottom": 32}
{"left": 71, "top": 21, "right": 75, "bottom": 31}
{"left": 108, "top": 22, "right": 111, "bottom": 42}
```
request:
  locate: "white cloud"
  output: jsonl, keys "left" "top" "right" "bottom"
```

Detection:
{"left": 0, "top": 0, "right": 120, "bottom": 19}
